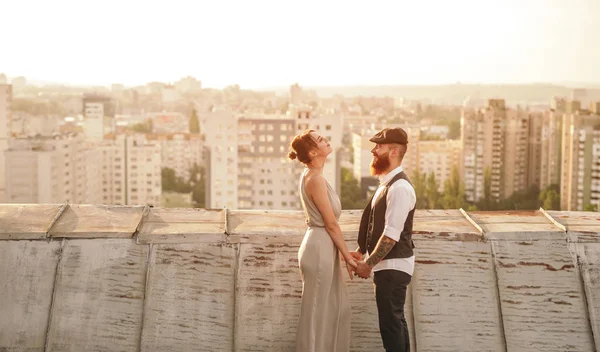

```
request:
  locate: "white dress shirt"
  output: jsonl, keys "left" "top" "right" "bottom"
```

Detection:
{"left": 367, "top": 165, "right": 417, "bottom": 276}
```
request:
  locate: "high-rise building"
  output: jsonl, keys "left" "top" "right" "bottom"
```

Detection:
{"left": 291, "top": 107, "right": 343, "bottom": 195}
{"left": 147, "top": 133, "right": 204, "bottom": 180}
{"left": 5, "top": 134, "right": 102, "bottom": 204}
{"left": 461, "top": 99, "right": 536, "bottom": 202}
{"left": 527, "top": 111, "right": 544, "bottom": 189}
{"left": 540, "top": 105, "right": 565, "bottom": 190}
{"left": 200, "top": 108, "right": 239, "bottom": 209}
{"left": 560, "top": 111, "right": 600, "bottom": 211}
{"left": 199, "top": 106, "right": 344, "bottom": 210}
{"left": 83, "top": 95, "right": 113, "bottom": 140}
{"left": 237, "top": 116, "right": 299, "bottom": 210}
{"left": 0, "top": 84, "right": 12, "bottom": 202}
{"left": 539, "top": 98, "right": 589, "bottom": 193}
{"left": 352, "top": 132, "right": 376, "bottom": 183}
{"left": 99, "top": 134, "right": 162, "bottom": 206}
{"left": 503, "top": 107, "right": 530, "bottom": 197}
{"left": 417, "top": 140, "right": 462, "bottom": 192}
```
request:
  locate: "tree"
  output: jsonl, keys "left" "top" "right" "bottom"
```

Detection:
{"left": 448, "top": 120, "right": 461, "bottom": 140}
{"left": 189, "top": 108, "right": 200, "bottom": 134}
{"left": 498, "top": 185, "right": 540, "bottom": 210}
{"left": 478, "top": 167, "right": 494, "bottom": 210}
{"left": 175, "top": 176, "right": 192, "bottom": 193}
{"left": 411, "top": 170, "right": 428, "bottom": 209}
{"left": 188, "top": 163, "right": 203, "bottom": 184}
{"left": 185, "top": 164, "right": 206, "bottom": 208}
{"left": 340, "top": 167, "right": 366, "bottom": 209}
{"left": 425, "top": 172, "right": 441, "bottom": 209}
{"left": 162, "top": 167, "right": 192, "bottom": 193}
{"left": 441, "top": 165, "right": 467, "bottom": 209}
{"left": 161, "top": 167, "right": 177, "bottom": 192}
{"left": 539, "top": 184, "right": 560, "bottom": 210}
{"left": 131, "top": 119, "right": 152, "bottom": 133}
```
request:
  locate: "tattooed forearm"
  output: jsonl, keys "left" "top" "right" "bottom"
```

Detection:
{"left": 366, "top": 236, "right": 397, "bottom": 267}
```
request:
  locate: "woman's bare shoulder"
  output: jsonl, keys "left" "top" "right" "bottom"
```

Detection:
{"left": 304, "top": 172, "right": 326, "bottom": 191}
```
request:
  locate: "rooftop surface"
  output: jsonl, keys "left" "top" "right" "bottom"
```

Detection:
{"left": 0, "top": 204, "right": 599, "bottom": 351}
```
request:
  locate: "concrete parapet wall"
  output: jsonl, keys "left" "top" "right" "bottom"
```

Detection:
{"left": 0, "top": 204, "right": 599, "bottom": 351}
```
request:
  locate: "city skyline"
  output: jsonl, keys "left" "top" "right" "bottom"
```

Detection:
{"left": 2, "top": 0, "right": 600, "bottom": 89}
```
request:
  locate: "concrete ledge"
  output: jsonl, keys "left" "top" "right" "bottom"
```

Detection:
{"left": 0, "top": 204, "right": 64, "bottom": 239}
{"left": 1, "top": 205, "right": 599, "bottom": 351}
{"left": 465, "top": 210, "right": 567, "bottom": 241}
{"left": 413, "top": 240, "right": 504, "bottom": 351}
{"left": 0, "top": 240, "right": 61, "bottom": 350}
{"left": 546, "top": 210, "right": 600, "bottom": 243}
{"left": 136, "top": 208, "right": 226, "bottom": 244}
{"left": 492, "top": 240, "right": 595, "bottom": 351}
{"left": 141, "top": 243, "right": 236, "bottom": 351}
{"left": 572, "top": 243, "right": 600, "bottom": 352}
{"left": 413, "top": 209, "right": 483, "bottom": 241}
{"left": 49, "top": 204, "right": 145, "bottom": 238}
{"left": 227, "top": 209, "right": 305, "bottom": 241}
{"left": 46, "top": 239, "right": 148, "bottom": 351}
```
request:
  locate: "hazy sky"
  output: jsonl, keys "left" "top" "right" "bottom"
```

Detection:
{"left": 2, "top": 0, "right": 599, "bottom": 88}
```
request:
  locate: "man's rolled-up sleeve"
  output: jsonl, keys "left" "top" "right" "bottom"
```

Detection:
{"left": 383, "top": 180, "right": 417, "bottom": 241}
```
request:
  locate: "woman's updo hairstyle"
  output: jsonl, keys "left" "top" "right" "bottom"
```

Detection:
{"left": 288, "top": 129, "right": 318, "bottom": 164}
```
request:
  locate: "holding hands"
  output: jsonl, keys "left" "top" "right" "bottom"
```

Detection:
{"left": 344, "top": 251, "right": 372, "bottom": 279}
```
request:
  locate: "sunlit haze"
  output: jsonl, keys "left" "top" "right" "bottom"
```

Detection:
{"left": 2, "top": 0, "right": 599, "bottom": 88}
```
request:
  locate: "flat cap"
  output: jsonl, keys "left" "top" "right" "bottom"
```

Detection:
{"left": 369, "top": 127, "right": 409, "bottom": 145}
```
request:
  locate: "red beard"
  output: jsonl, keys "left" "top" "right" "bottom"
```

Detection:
{"left": 370, "top": 152, "right": 390, "bottom": 176}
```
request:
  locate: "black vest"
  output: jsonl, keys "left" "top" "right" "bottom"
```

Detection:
{"left": 357, "top": 171, "right": 416, "bottom": 258}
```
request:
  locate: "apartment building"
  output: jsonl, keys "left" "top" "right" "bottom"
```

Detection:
{"left": 83, "top": 95, "right": 113, "bottom": 140}
{"left": 237, "top": 116, "right": 300, "bottom": 210}
{"left": 527, "top": 111, "right": 544, "bottom": 190}
{"left": 417, "top": 139, "right": 462, "bottom": 192}
{"left": 200, "top": 108, "right": 238, "bottom": 209}
{"left": 5, "top": 134, "right": 102, "bottom": 204}
{"left": 99, "top": 134, "right": 162, "bottom": 206}
{"left": 560, "top": 111, "right": 600, "bottom": 211}
{"left": 462, "top": 99, "right": 523, "bottom": 202}
{"left": 539, "top": 99, "right": 589, "bottom": 192}
{"left": 199, "top": 106, "right": 344, "bottom": 210}
{"left": 352, "top": 131, "right": 376, "bottom": 183}
{"left": 503, "top": 107, "right": 531, "bottom": 197}
{"left": 291, "top": 107, "right": 344, "bottom": 196}
{"left": 540, "top": 109, "right": 563, "bottom": 190}
{"left": 147, "top": 133, "right": 203, "bottom": 179}
{"left": 0, "top": 84, "right": 11, "bottom": 202}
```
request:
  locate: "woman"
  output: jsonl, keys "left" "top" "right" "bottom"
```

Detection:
{"left": 288, "top": 129, "right": 357, "bottom": 352}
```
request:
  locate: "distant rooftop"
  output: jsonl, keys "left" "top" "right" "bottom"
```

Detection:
{"left": 0, "top": 204, "right": 598, "bottom": 351}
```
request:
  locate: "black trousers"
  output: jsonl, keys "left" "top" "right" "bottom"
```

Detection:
{"left": 373, "top": 269, "right": 412, "bottom": 352}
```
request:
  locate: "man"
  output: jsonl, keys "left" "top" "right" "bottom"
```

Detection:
{"left": 351, "top": 127, "right": 417, "bottom": 352}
